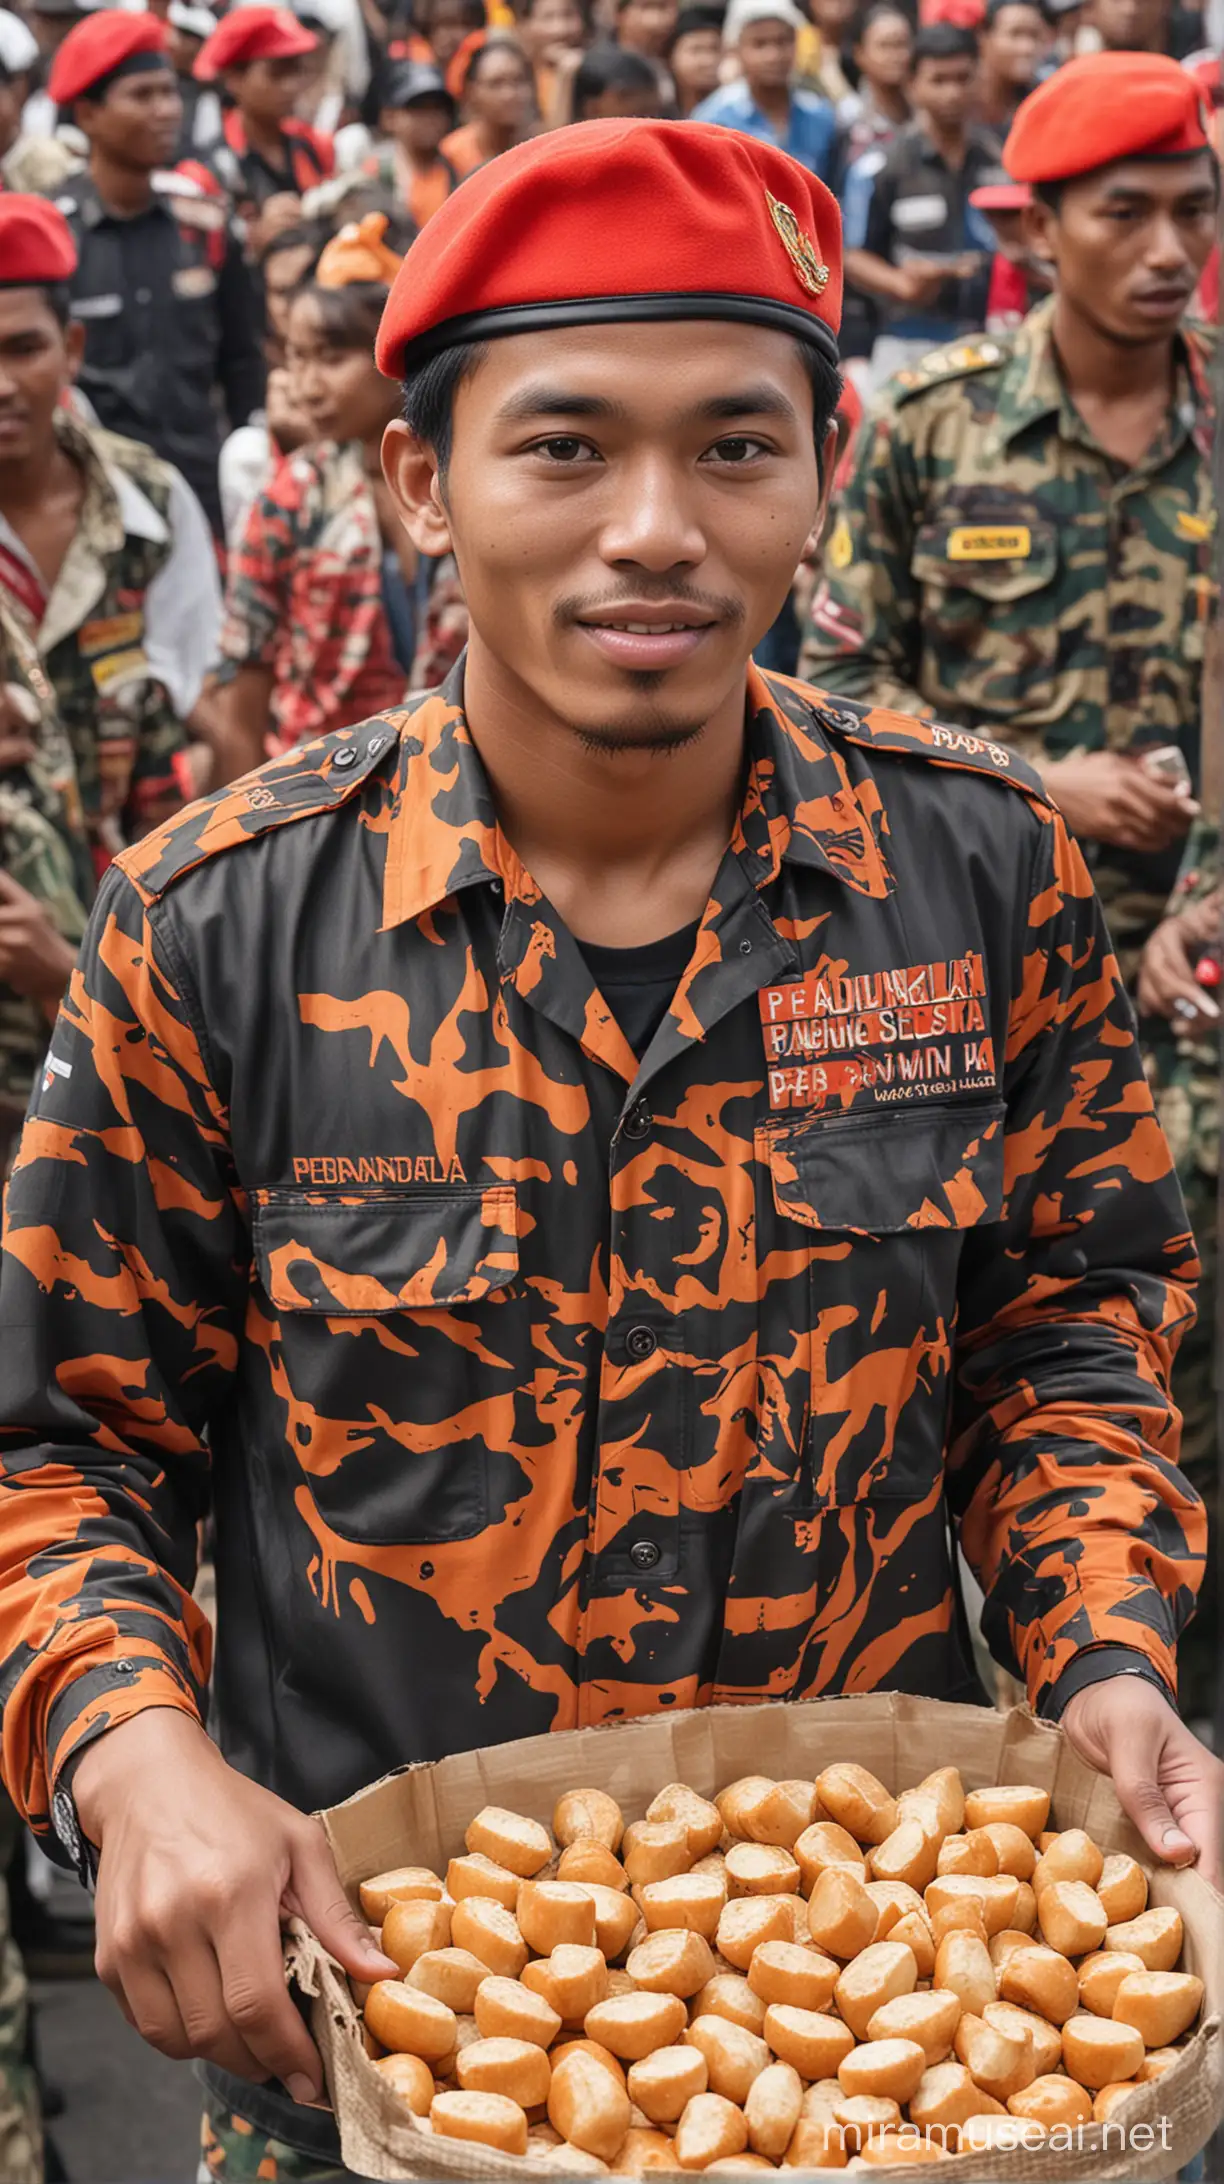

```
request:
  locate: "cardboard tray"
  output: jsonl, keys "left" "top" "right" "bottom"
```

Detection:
{"left": 285, "top": 1693, "right": 1224, "bottom": 2182}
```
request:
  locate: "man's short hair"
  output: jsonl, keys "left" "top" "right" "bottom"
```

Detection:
{"left": 0, "top": 279, "right": 72, "bottom": 326}
{"left": 982, "top": 0, "right": 1047, "bottom": 26}
{"left": 911, "top": 22, "right": 978, "bottom": 63}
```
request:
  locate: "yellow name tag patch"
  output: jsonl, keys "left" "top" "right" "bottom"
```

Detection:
{"left": 90, "top": 646, "right": 149, "bottom": 692}
{"left": 1176, "top": 510, "right": 1213, "bottom": 542}
{"left": 947, "top": 525, "right": 1031, "bottom": 561}
{"left": 80, "top": 611, "right": 143, "bottom": 658}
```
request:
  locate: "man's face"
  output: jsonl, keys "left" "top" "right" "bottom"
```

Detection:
{"left": 981, "top": 3, "right": 1043, "bottom": 86}
{"left": 669, "top": 24, "right": 722, "bottom": 100}
{"left": 427, "top": 1, "right": 477, "bottom": 64}
{"left": 232, "top": 54, "right": 307, "bottom": 124}
{"left": 79, "top": 66, "right": 183, "bottom": 170}
{"left": 388, "top": 96, "right": 453, "bottom": 153}
{"left": 618, "top": 0, "right": 677, "bottom": 58}
{"left": 738, "top": 18, "right": 796, "bottom": 91}
{"left": 0, "top": 73, "right": 25, "bottom": 161}
{"left": 520, "top": 0, "right": 586, "bottom": 63}
{"left": 384, "top": 319, "right": 829, "bottom": 756}
{"left": 1026, "top": 153, "right": 1217, "bottom": 342}
{"left": 286, "top": 292, "right": 397, "bottom": 446}
{"left": 263, "top": 239, "right": 317, "bottom": 343}
{"left": 1087, "top": 0, "right": 1168, "bottom": 46}
{"left": 0, "top": 289, "right": 80, "bottom": 467}
{"left": 810, "top": 0, "right": 854, "bottom": 36}
{"left": 911, "top": 53, "right": 976, "bottom": 129}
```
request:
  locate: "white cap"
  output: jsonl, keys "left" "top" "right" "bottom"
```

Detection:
{"left": 723, "top": 0, "right": 806, "bottom": 38}
{"left": 0, "top": 8, "right": 38, "bottom": 73}
{"left": 168, "top": 0, "right": 219, "bottom": 36}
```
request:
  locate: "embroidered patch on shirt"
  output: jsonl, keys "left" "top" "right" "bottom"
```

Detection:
{"left": 760, "top": 953, "right": 996, "bottom": 1112}
{"left": 947, "top": 526, "right": 1031, "bottom": 561}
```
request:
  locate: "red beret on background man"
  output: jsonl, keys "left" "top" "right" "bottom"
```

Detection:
{"left": 0, "top": 193, "right": 78, "bottom": 284}
{"left": 1002, "top": 48, "right": 1211, "bottom": 181}
{"left": 193, "top": 3, "right": 318, "bottom": 80}
{"left": 47, "top": 7, "right": 170, "bottom": 106}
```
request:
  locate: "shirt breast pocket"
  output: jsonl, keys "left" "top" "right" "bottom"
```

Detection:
{"left": 759, "top": 1098, "right": 1005, "bottom": 1507}
{"left": 250, "top": 1184, "right": 521, "bottom": 1545}
{"left": 911, "top": 513, "right": 1060, "bottom": 723}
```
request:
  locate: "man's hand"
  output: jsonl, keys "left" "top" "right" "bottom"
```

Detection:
{"left": 0, "top": 870, "right": 77, "bottom": 1008}
{"left": 1041, "top": 750, "right": 1197, "bottom": 852}
{"left": 74, "top": 1710, "right": 398, "bottom": 2102}
{"left": 1061, "top": 1678, "right": 1223, "bottom": 1891}
{"left": 893, "top": 259, "right": 952, "bottom": 306}
{"left": 1136, "top": 892, "right": 1221, "bottom": 1027}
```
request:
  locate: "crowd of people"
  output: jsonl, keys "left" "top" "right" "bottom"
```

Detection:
{"left": 0, "top": 0, "right": 1220, "bottom": 2175}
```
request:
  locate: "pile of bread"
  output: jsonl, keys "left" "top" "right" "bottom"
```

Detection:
{"left": 352, "top": 1765, "right": 1202, "bottom": 2171}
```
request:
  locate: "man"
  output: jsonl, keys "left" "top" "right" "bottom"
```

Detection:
{"left": 805, "top": 52, "right": 1216, "bottom": 984}
{"left": 0, "top": 116, "right": 1217, "bottom": 2181}
{"left": 166, "top": 0, "right": 223, "bottom": 160}
{"left": 0, "top": 195, "right": 221, "bottom": 871}
{"left": 192, "top": 5, "right": 334, "bottom": 225}
{"left": 48, "top": 9, "right": 266, "bottom": 536}
{"left": 692, "top": 0, "right": 836, "bottom": 181}
{"left": 613, "top": 0, "right": 679, "bottom": 110}
{"left": 0, "top": 9, "right": 38, "bottom": 176}
{"left": 842, "top": 23, "right": 999, "bottom": 386}
{"left": 1084, "top": 0, "right": 1182, "bottom": 50}
{"left": 975, "top": 0, "right": 1045, "bottom": 138}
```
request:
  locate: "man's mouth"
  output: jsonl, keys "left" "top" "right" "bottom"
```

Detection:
{"left": 575, "top": 606, "right": 720, "bottom": 670}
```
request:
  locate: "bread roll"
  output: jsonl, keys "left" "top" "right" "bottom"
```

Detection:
{"left": 626, "top": 1928, "right": 715, "bottom": 1998}
{"left": 989, "top": 1930, "right": 1033, "bottom": 1973}
{"left": 695, "top": 1973, "right": 767, "bottom": 2035}
{"left": 465, "top": 1805, "right": 552, "bottom": 1879}
{"left": 586, "top": 1992, "right": 688, "bottom": 2063}
{"left": 551, "top": 2038, "right": 626, "bottom": 2086}
{"left": 456, "top": 2036, "right": 550, "bottom": 2107}
{"left": 890, "top": 1910, "right": 935, "bottom": 1979}
{"left": 1060, "top": 2012, "right": 1145, "bottom": 2089}
{"left": 558, "top": 1842, "right": 630, "bottom": 1892}
{"left": 373, "top": 2052, "right": 434, "bottom": 2114}
{"left": 1103, "top": 1906, "right": 1183, "bottom": 1972}
{"left": 774, "top": 1895, "right": 813, "bottom": 1946}
{"left": 834, "top": 1941, "right": 919, "bottom": 2041}
{"left": 450, "top": 1898, "right": 528, "bottom": 1980}
{"left": 1032, "top": 1829, "right": 1103, "bottom": 1895}
{"left": 834, "top": 2094, "right": 902, "bottom": 2153}
{"left": 445, "top": 1853, "right": 521, "bottom": 1911}
{"left": 579, "top": 1883, "right": 640, "bottom": 1962}
{"left": 1036, "top": 1879, "right": 1108, "bottom": 1958}
{"left": 674, "top": 2091, "right": 750, "bottom": 2169}
{"left": 360, "top": 1869, "right": 445, "bottom": 1922}
{"left": 452, "top": 2012, "right": 481, "bottom": 2057}
{"left": 548, "top": 2050, "right": 632, "bottom": 2162}
{"left": 837, "top": 2037, "right": 927, "bottom": 2105}
{"left": 523, "top": 1943, "right": 608, "bottom": 2022}
{"left": 866, "top": 1989, "right": 961, "bottom": 2066}
{"left": 997, "top": 1943, "right": 1078, "bottom": 2026}
{"left": 725, "top": 1842, "right": 801, "bottom": 1897}
{"left": 781, "top": 2116, "right": 850, "bottom": 2169}
{"left": 865, "top": 1881, "right": 926, "bottom": 1938}
{"left": 382, "top": 1899, "right": 453, "bottom": 1975}
{"left": 1111, "top": 1970, "right": 1203, "bottom": 2048}
{"left": 912, "top": 1768, "right": 966, "bottom": 1837}
{"left": 1096, "top": 1854, "right": 1147, "bottom": 1927}
{"left": 870, "top": 1816, "right": 943, "bottom": 1892}
{"left": 908, "top": 2059, "right": 1001, "bottom": 2140}
{"left": 517, "top": 1880, "right": 597, "bottom": 1956}
{"left": 1006, "top": 2074, "right": 1092, "bottom": 2128}
{"left": 764, "top": 2003, "right": 856, "bottom": 2079}
{"left": 807, "top": 1868, "right": 878, "bottom": 1960}
{"left": 623, "top": 1822, "right": 694, "bottom": 1887}
{"left": 717, "top": 1778, "right": 777, "bottom": 1842}
{"left": 473, "top": 1975, "right": 561, "bottom": 2048}
{"left": 684, "top": 2014, "right": 771, "bottom": 2103}
{"left": 639, "top": 1871, "right": 727, "bottom": 1941}
{"left": 748, "top": 1939, "right": 838, "bottom": 2012}
{"left": 1137, "top": 2046, "right": 1181, "bottom": 2081}
{"left": 646, "top": 1784, "right": 724, "bottom": 1859}
{"left": 952, "top": 2011, "right": 1035, "bottom": 2101}
{"left": 365, "top": 1980, "right": 458, "bottom": 2061}
{"left": 963, "top": 1787, "right": 1049, "bottom": 1838}
{"left": 959, "top": 2113, "right": 1046, "bottom": 2153}
{"left": 932, "top": 1932, "right": 994, "bottom": 2018}
{"left": 817, "top": 1765, "right": 898, "bottom": 1849}
{"left": 928, "top": 1899, "right": 987, "bottom": 1949}
{"left": 1078, "top": 1950, "right": 1145, "bottom": 2018}
{"left": 854, "top": 2131, "right": 949, "bottom": 2165}
{"left": 705, "top": 2158, "right": 776, "bottom": 2173}
{"left": 936, "top": 1832, "right": 997, "bottom": 1879}
{"left": 744, "top": 2060, "right": 805, "bottom": 2158}
{"left": 983, "top": 2000, "right": 1060, "bottom": 2077}
{"left": 717, "top": 1894, "right": 793, "bottom": 1968}
{"left": 1093, "top": 2081, "right": 1140, "bottom": 2125}
{"left": 406, "top": 1949, "right": 489, "bottom": 2014}
{"left": 539, "top": 2144, "right": 609, "bottom": 2174}
{"left": 981, "top": 1825, "right": 1037, "bottom": 1882}
{"left": 431, "top": 2089, "right": 528, "bottom": 2155}
{"left": 794, "top": 1821, "right": 868, "bottom": 1892}
{"left": 1012, "top": 1881, "right": 1038, "bottom": 1935}
{"left": 739, "top": 1779, "right": 819, "bottom": 1850}
{"left": 606, "top": 1968, "right": 637, "bottom": 2000}
{"left": 619, "top": 2127, "right": 683, "bottom": 2174}
{"left": 553, "top": 1790, "right": 625, "bottom": 1853}
{"left": 628, "top": 2044, "right": 709, "bottom": 2125}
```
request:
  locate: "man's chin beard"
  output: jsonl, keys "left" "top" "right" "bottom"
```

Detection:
{"left": 570, "top": 676, "right": 708, "bottom": 757}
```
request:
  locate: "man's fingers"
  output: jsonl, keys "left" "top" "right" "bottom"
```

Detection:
{"left": 1110, "top": 1758, "right": 1197, "bottom": 1868}
{"left": 286, "top": 1822, "right": 398, "bottom": 1982}
{"left": 215, "top": 1897, "right": 324, "bottom": 2097}
{"left": 109, "top": 1957, "right": 195, "bottom": 2062}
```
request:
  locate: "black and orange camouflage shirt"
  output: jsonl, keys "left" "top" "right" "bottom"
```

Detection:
{"left": 0, "top": 662, "right": 1206, "bottom": 1838}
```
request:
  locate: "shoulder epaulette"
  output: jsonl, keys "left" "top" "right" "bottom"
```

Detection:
{"left": 117, "top": 714, "right": 409, "bottom": 905}
{"left": 815, "top": 693, "right": 1053, "bottom": 809}
{"left": 890, "top": 334, "right": 1011, "bottom": 405}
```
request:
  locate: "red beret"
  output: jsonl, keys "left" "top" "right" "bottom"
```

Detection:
{"left": 0, "top": 194, "right": 78, "bottom": 285}
{"left": 376, "top": 119, "right": 842, "bottom": 379}
{"left": 1003, "top": 53, "right": 1210, "bottom": 184}
{"left": 48, "top": 9, "right": 169, "bottom": 105}
{"left": 193, "top": 6, "right": 318, "bottom": 80}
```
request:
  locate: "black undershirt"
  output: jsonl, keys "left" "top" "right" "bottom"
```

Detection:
{"left": 579, "top": 922, "right": 701, "bottom": 1057}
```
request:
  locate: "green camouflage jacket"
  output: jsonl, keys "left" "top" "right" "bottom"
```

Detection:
{"left": 801, "top": 297, "right": 1216, "bottom": 971}
{"left": 0, "top": 600, "right": 92, "bottom": 1127}
{"left": 1146, "top": 821, "right": 1220, "bottom": 1189}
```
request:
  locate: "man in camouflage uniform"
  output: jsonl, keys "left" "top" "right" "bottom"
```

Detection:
{"left": 802, "top": 52, "right": 1217, "bottom": 986}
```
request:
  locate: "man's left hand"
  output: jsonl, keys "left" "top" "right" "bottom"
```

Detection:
{"left": 0, "top": 870, "right": 77, "bottom": 1009}
{"left": 1062, "top": 1678, "right": 1222, "bottom": 1890}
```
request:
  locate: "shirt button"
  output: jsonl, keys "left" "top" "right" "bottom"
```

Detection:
{"left": 630, "top": 1539, "right": 661, "bottom": 1571}
{"left": 332, "top": 747, "right": 359, "bottom": 770}
{"left": 136, "top": 288, "right": 151, "bottom": 305}
{"left": 625, "top": 1325, "right": 657, "bottom": 1361}
{"left": 623, "top": 1099, "right": 652, "bottom": 1141}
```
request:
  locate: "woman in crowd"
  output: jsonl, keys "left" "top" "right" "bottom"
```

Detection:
{"left": 560, "top": 41, "right": 662, "bottom": 116}
{"left": 511, "top": 0, "right": 588, "bottom": 110}
{"left": 835, "top": 0, "right": 911, "bottom": 170}
{"left": 442, "top": 34, "right": 536, "bottom": 174}
{"left": 665, "top": 5, "right": 723, "bottom": 114}
{"left": 211, "top": 214, "right": 412, "bottom": 781}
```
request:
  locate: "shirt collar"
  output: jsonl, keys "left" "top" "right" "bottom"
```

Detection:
{"left": 995, "top": 293, "right": 1211, "bottom": 461}
{"left": 379, "top": 659, "right": 893, "bottom": 931}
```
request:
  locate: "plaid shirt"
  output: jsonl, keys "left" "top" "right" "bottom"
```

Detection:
{"left": 0, "top": 663, "right": 1203, "bottom": 1848}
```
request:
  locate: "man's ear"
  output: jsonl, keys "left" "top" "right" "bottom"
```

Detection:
{"left": 1021, "top": 193, "right": 1058, "bottom": 269}
{"left": 64, "top": 318, "right": 86, "bottom": 385}
{"left": 381, "top": 419, "right": 453, "bottom": 556}
{"left": 803, "top": 419, "right": 841, "bottom": 561}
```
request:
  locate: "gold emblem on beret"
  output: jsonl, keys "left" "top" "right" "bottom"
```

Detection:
{"left": 765, "top": 190, "right": 829, "bottom": 298}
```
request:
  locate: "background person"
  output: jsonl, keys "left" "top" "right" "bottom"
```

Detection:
{"left": 975, "top": 0, "right": 1046, "bottom": 131}
{"left": 693, "top": 0, "right": 837, "bottom": 177}
{"left": 193, "top": 3, "right": 334, "bottom": 224}
{"left": 362, "top": 58, "right": 457, "bottom": 223}
{"left": 663, "top": 3, "right": 723, "bottom": 113}
{"left": 441, "top": 33, "right": 535, "bottom": 174}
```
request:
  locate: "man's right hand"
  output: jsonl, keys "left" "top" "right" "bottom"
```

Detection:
{"left": 74, "top": 1709, "right": 398, "bottom": 2102}
{"left": 1041, "top": 749, "right": 1197, "bottom": 852}
{"left": 893, "top": 260, "right": 950, "bottom": 306}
